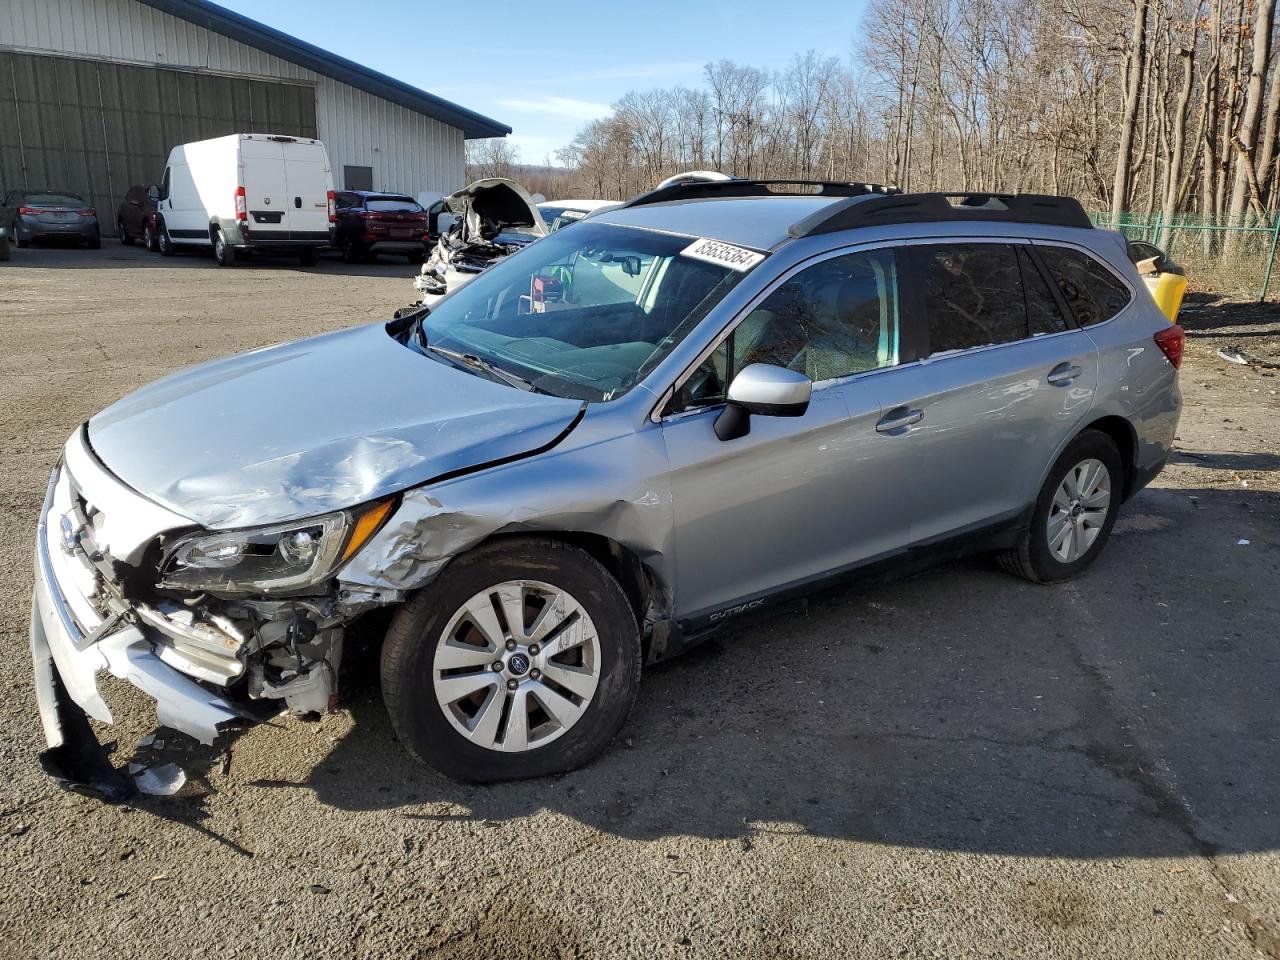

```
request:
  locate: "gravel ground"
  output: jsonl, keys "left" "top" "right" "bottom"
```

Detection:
{"left": 0, "top": 244, "right": 1277, "bottom": 960}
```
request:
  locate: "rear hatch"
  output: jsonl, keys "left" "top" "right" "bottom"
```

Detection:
{"left": 23, "top": 193, "right": 93, "bottom": 227}
{"left": 363, "top": 195, "right": 427, "bottom": 242}
{"left": 240, "top": 136, "right": 331, "bottom": 239}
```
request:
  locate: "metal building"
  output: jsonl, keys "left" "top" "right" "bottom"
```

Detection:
{"left": 0, "top": 0, "right": 510, "bottom": 234}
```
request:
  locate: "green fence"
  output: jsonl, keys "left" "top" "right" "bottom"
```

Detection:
{"left": 1089, "top": 211, "right": 1280, "bottom": 302}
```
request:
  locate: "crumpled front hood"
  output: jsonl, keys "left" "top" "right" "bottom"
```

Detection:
{"left": 87, "top": 324, "right": 584, "bottom": 529}
{"left": 445, "top": 178, "right": 547, "bottom": 241}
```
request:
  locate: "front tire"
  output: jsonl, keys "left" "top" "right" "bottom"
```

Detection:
{"left": 381, "top": 538, "right": 641, "bottom": 782}
{"left": 998, "top": 429, "right": 1124, "bottom": 583}
{"left": 157, "top": 221, "right": 174, "bottom": 256}
{"left": 143, "top": 221, "right": 159, "bottom": 252}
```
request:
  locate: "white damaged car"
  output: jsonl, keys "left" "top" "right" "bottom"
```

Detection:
{"left": 413, "top": 178, "right": 547, "bottom": 307}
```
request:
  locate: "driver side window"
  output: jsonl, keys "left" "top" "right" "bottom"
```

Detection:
{"left": 670, "top": 248, "right": 901, "bottom": 413}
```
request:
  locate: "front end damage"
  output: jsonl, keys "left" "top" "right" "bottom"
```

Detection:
{"left": 31, "top": 428, "right": 371, "bottom": 799}
{"left": 414, "top": 178, "right": 547, "bottom": 305}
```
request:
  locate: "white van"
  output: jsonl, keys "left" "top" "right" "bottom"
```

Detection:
{"left": 151, "top": 133, "right": 334, "bottom": 266}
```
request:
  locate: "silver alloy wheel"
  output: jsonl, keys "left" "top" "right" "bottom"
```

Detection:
{"left": 214, "top": 231, "right": 225, "bottom": 259}
{"left": 432, "top": 580, "right": 601, "bottom": 753}
{"left": 1047, "top": 457, "right": 1111, "bottom": 563}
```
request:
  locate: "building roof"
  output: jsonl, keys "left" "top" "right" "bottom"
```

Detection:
{"left": 136, "top": 0, "right": 511, "bottom": 139}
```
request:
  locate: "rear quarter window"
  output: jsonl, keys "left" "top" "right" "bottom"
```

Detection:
{"left": 1037, "top": 246, "right": 1132, "bottom": 326}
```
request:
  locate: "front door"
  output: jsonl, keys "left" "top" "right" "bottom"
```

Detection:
{"left": 660, "top": 247, "right": 915, "bottom": 621}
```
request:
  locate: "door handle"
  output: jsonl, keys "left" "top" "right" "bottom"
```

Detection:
{"left": 294, "top": 196, "right": 302, "bottom": 208}
{"left": 876, "top": 407, "right": 924, "bottom": 433}
{"left": 1047, "top": 362, "right": 1083, "bottom": 385}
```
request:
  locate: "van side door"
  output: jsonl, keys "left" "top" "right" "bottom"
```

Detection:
{"left": 868, "top": 240, "right": 1099, "bottom": 544}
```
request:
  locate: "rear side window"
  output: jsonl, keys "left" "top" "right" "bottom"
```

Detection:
{"left": 907, "top": 244, "right": 1026, "bottom": 354}
{"left": 1037, "top": 246, "right": 1131, "bottom": 326}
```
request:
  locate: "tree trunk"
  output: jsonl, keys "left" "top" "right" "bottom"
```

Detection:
{"left": 1228, "top": 0, "right": 1277, "bottom": 221}
{"left": 1113, "top": 0, "right": 1151, "bottom": 219}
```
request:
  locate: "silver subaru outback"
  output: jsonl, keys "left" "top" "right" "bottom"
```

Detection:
{"left": 31, "top": 181, "right": 1183, "bottom": 793}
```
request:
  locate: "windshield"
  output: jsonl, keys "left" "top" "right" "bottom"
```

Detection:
{"left": 367, "top": 197, "right": 422, "bottom": 213}
{"left": 413, "top": 221, "right": 756, "bottom": 401}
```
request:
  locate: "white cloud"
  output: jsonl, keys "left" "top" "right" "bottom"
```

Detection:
{"left": 495, "top": 95, "right": 614, "bottom": 121}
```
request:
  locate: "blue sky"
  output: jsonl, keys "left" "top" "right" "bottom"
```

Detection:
{"left": 217, "top": 0, "right": 869, "bottom": 163}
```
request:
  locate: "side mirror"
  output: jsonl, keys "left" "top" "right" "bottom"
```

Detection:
{"left": 714, "top": 363, "right": 812, "bottom": 441}
{"left": 147, "top": 185, "right": 160, "bottom": 203}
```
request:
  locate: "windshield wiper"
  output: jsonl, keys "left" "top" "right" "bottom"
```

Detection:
{"left": 424, "top": 343, "right": 540, "bottom": 393}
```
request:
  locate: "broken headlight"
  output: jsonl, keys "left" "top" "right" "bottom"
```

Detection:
{"left": 159, "top": 500, "right": 394, "bottom": 594}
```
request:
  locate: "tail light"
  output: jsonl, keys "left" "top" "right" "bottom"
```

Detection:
{"left": 234, "top": 185, "right": 247, "bottom": 222}
{"left": 17, "top": 206, "right": 36, "bottom": 215}
{"left": 77, "top": 208, "right": 95, "bottom": 217}
{"left": 1153, "top": 324, "right": 1184, "bottom": 368}
{"left": 327, "top": 190, "right": 335, "bottom": 223}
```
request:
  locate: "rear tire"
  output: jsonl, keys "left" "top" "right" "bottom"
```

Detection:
{"left": 15, "top": 223, "right": 29, "bottom": 249}
{"left": 405, "top": 250, "right": 425, "bottom": 264}
{"left": 87, "top": 236, "right": 100, "bottom": 250}
{"left": 997, "top": 429, "right": 1124, "bottom": 584}
{"left": 299, "top": 247, "right": 319, "bottom": 266}
{"left": 118, "top": 219, "right": 134, "bottom": 245}
{"left": 381, "top": 538, "right": 642, "bottom": 782}
{"left": 213, "top": 228, "right": 236, "bottom": 266}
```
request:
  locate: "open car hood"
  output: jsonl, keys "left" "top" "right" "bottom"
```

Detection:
{"left": 445, "top": 178, "right": 547, "bottom": 242}
{"left": 86, "top": 324, "right": 584, "bottom": 530}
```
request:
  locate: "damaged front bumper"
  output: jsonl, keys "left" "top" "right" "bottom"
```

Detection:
{"left": 30, "top": 465, "right": 243, "bottom": 797}
{"left": 29, "top": 430, "right": 355, "bottom": 799}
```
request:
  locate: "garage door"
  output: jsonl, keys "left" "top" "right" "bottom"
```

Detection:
{"left": 0, "top": 52, "right": 318, "bottom": 235}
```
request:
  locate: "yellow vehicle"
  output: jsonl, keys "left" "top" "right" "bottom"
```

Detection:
{"left": 1129, "top": 240, "right": 1186, "bottom": 323}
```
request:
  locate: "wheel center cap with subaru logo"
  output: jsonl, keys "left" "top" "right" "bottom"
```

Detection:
{"left": 507, "top": 653, "right": 531, "bottom": 676}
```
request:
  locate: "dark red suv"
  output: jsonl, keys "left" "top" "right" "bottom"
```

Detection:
{"left": 333, "top": 191, "right": 429, "bottom": 264}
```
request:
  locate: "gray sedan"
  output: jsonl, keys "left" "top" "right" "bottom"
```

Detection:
{"left": 2, "top": 189, "right": 101, "bottom": 248}
{"left": 29, "top": 181, "right": 1182, "bottom": 795}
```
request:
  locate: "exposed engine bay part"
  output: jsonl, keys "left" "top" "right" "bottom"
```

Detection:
{"left": 415, "top": 178, "right": 547, "bottom": 305}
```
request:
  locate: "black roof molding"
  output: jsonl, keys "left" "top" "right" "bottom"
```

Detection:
{"left": 789, "top": 192, "right": 1094, "bottom": 237}
{"left": 135, "top": 0, "right": 511, "bottom": 139}
{"left": 622, "top": 179, "right": 902, "bottom": 209}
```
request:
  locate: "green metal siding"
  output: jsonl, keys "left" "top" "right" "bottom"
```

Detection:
{"left": 0, "top": 51, "right": 317, "bottom": 234}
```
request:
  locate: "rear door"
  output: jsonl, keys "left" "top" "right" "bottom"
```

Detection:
{"left": 240, "top": 137, "right": 289, "bottom": 237}
{"left": 281, "top": 140, "right": 332, "bottom": 240}
{"left": 869, "top": 239, "right": 1099, "bottom": 544}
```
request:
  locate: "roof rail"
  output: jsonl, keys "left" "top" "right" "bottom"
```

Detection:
{"left": 788, "top": 192, "right": 1093, "bottom": 237}
{"left": 621, "top": 179, "right": 902, "bottom": 208}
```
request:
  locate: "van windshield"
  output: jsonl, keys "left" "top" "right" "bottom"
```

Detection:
{"left": 411, "top": 222, "right": 756, "bottom": 401}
